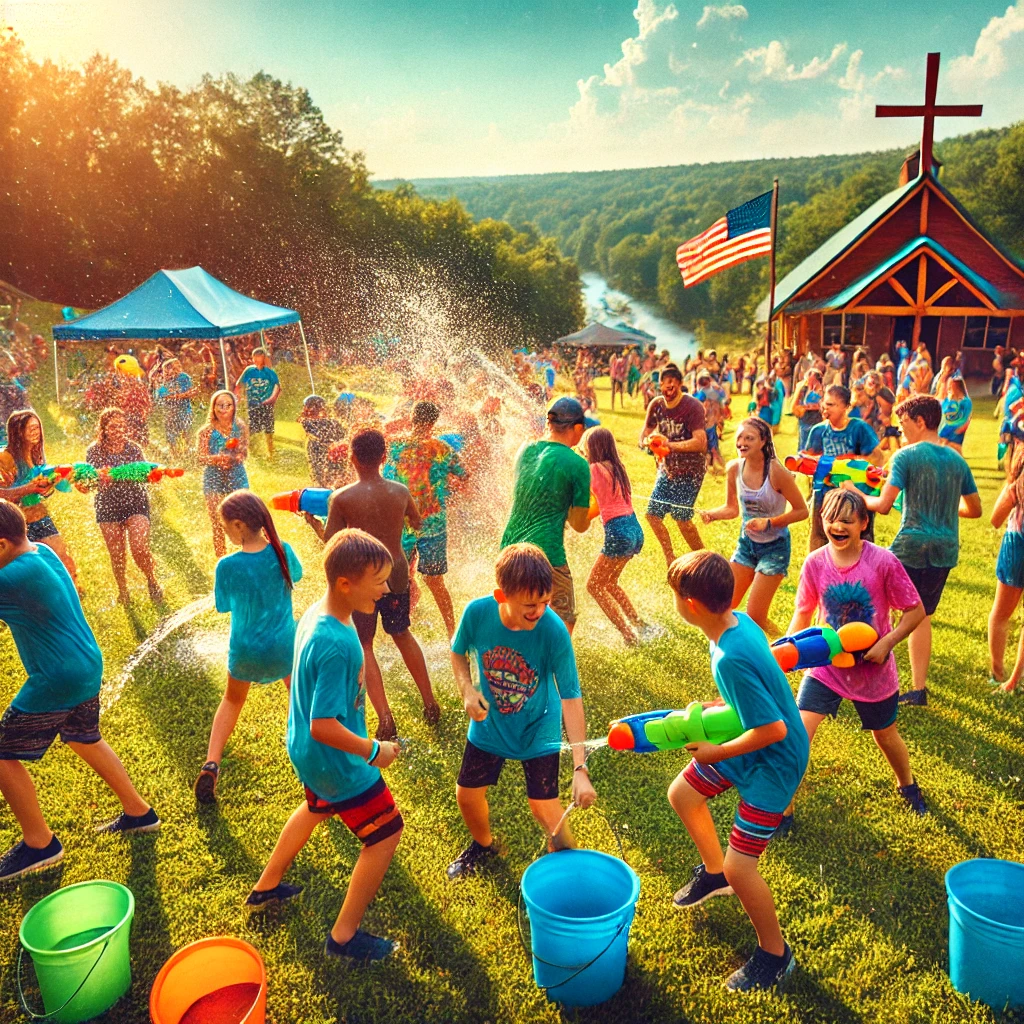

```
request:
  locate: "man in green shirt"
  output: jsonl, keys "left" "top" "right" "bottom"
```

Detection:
{"left": 501, "top": 397, "right": 592, "bottom": 633}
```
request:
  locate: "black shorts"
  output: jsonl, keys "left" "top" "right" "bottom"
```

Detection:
{"left": 26, "top": 517, "right": 59, "bottom": 543}
{"left": 456, "top": 740, "right": 560, "bottom": 800}
{"left": 94, "top": 490, "right": 150, "bottom": 525}
{"left": 249, "top": 403, "right": 276, "bottom": 434}
{"left": 353, "top": 590, "right": 411, "bottom": 642}
{"left": 797, "top": 676, "right": 898, "bottom": 731}
{"left": 0, "top": 697, "right": 102, "bottom": 761}
{"left": 900, "top": 563, "right": 951, "bottom": 616}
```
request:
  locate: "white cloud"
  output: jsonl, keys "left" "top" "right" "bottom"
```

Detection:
{"left": 696, "top": 4, "right": 748, "bottom": 29}
{"left": 948, "top": 3, "right": 1024, "bottom": 84}
{"left": 738, "top": 40, "right": 847, "bottom": 81}
{"left": 602, "top": 0, "right": 679, "bottom": 88}
{"left": 718, "top": 79, "right": 731, "bottom": 98}
{"left": 838, "top": 49, "right": 864, "bottom": 92}
{"left": 669, "top": 51, "right": 689, "bottom": 74}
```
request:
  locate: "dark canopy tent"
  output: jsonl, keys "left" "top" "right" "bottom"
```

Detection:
{"left": 51, "top": 266, "right": 313, "bottom": 400}
{"left": 555, "top": 322, "right": 651, "bottom": 348}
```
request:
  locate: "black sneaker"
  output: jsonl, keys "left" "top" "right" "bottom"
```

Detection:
{"left": 95, "top": 807, "right": 161, "bottom": 834}
{"left": 672, "top": 864, "right": 733, "bottom": 908}
{"left": 725, "top": 944, "right": 795, "bottom": 992}
{"left": 194, "top": 762, "right": 220, "bottom": 804}
{"left": 325, "top": 929, "right": 396, "bottom": 963}
{"left": 0, "top": 836, "right": 64, "bottom": 882}
{"left": 773, "top": 814, "right": 795, "bottom": 840}
{"left": 245, "top": 882, "right": 303, "bottom": 909}
{"left": 898, "top": 780, "right": 928, "bottom": 816}
{"left": 446, "top": 840, "right": 499, "bottom": 880}
{"left": 898, "top": 688, "right": 928, "bottom": 706}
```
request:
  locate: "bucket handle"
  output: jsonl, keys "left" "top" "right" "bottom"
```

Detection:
{"left": 17, "top": 939, "right": 109, "bottom": 1021}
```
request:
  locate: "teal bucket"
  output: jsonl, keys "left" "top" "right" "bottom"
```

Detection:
{"left": 520, "top": 849, "right": 640, "bottom": 1007}
{"left": 946, "top": 859, "right": 1024, "bottom": 1011}
{"left": 18, "top": 880, "right": 135, "bottom": 1023}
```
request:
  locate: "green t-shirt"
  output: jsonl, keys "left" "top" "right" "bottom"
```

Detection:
{"left": 888, "top": 441, "right": 977, "bottom": 569}
{"left": 500, "top": 440, "right": 591, "bottom": 567}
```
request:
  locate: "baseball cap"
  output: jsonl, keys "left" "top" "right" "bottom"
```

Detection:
{"left": 547, "top": 396, "right": 586, "bottom": 426}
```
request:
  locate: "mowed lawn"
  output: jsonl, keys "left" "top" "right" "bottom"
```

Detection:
{"left": 1, "top": 309, "right": 1023, "bottom": 1024}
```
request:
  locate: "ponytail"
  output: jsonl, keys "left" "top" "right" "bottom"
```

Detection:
{"left": 218, "top": 489, "right": 293, "bottom": 589}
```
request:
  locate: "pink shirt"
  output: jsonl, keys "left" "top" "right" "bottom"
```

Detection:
{"left": 794, "top": 542, "right": 921, "bottom": 702}
{"left": 590, "top": 463, "right": 633, "bottom": 524}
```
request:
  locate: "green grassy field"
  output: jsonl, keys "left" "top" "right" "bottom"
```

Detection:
{"left": 1, "top": 309, "right": 1022, "bottom": 1024}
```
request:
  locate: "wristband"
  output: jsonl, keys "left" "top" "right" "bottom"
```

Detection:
{"left": 574, "top": 763, "right": 590, "bottom": 775}
{"left": 367, "top": 740, "right": 381, "bottom": 765}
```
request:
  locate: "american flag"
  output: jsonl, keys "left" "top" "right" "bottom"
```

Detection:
{"left": 676, "top": 190, "right": 773, "bottom": 287}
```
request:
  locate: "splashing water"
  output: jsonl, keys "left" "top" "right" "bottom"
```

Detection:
{"left": 102, "top": 595, "right": 215, "bottom": 709}
{"left": 560, "top": 737, "right": 610, "bottom": 755}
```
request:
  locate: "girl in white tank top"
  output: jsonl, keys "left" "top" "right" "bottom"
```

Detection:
{"left": 700, "top": 418, "right": 809, "bottom": 633}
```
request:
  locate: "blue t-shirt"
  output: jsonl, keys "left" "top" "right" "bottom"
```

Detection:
{"left": 239, "top": 365, "right": 280, "bottom": 406}
{"left": 0, "top": 544, "right": 103, "bottom": 712}
{"left": 805, "top": 418, "right": 880, "bottom": 495}
{"left": 887, "top": 442, "right": 977, "bottom": 569}
{"left": 710, "top": 613, "right": 809, "bottom": 813}
{"left": 452, "top": 597, "right": 581, "bottom": 762}
{"left": 286, "top": 605, "right": 380, "bottom": 803}
{"left": 214, "top": 543, "right": 303, "bottom": 682}
{"left": 157, "top": 372, "right": 194, "bottom": 421}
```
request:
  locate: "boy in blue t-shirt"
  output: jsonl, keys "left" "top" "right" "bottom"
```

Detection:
{"left": 446, "top": 543, "right": 596, "bottom": 879}
{"left": 246, "top": 528, "right": 404, "bottom": 963}
{"left": 235, "top": 347, "right": 281, "bottom": 457}
{"left": 665, "top": 550, "right": 809, "bottom": 992}
{"left": 156, "top": 358, "right": 196, "bottom": 454}
{"left": 0, "top": 500, "right": 159, "bottom": 882}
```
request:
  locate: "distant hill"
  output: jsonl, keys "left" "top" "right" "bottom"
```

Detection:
{"left": 378, "top": 126, "right": 1024, "bottom": 336}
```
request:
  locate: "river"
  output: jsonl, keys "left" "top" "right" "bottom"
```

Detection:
{"left": 581, "top": 272, "right": 697, "bottom": 364}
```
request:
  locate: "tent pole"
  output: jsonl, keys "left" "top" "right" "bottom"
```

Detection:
{"left": 259, "top": 327, "right": 267, "bottom": 354}
{"left": 219, "top": 338, "right": 230, "bottom": 391}
{"left": 298, "top": 320, "right": 315, "bottom": 393}
{"left": 52, "top": 334, "right": 60, "bottom": 405}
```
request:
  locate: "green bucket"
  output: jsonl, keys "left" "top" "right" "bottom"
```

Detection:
{"left": 18, "top": 880, "right": 134, "bottom": 1023}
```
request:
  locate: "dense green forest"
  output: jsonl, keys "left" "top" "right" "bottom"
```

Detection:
{"left": 0, "top": 30, "right": 583, "bottom": 349}
{"left": 384, "top": 125, "right": 1024, "bottom": 336}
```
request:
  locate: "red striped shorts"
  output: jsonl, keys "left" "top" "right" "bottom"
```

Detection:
{"left": 304, "top": 777, "right": 404, "bottom": 847}
{"left": 682, "top": 759, "right": 783, "bottom": 858}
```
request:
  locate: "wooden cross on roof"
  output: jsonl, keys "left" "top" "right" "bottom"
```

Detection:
{"left": 876, "top": 52, "right": 982, "bottom": 177}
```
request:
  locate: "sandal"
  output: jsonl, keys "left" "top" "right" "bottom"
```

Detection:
{"left": 194, "top": 761, "right": 220, "bottom": 804}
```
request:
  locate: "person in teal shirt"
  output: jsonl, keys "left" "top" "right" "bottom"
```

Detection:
{"left": 246, "top": 528, "right": 405, "bottom": 964}
{"left": 0, "top": 500, "right": 159, "bottom": 883}
{"left": 446, "top": 543, "right": 596, "bottom": 880}
{"left": 236, "top": 348, "right": 281, "bottom": 457}
{"left": 195, "top": 491, "right": 304, "bottom": 804}
{"left": 665, "top": 550, "right": 808, "bottom": 992}
{"left": 939, "top": 376, "right": 973, "bottom": 453}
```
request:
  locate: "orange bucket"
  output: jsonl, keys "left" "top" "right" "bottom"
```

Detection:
{"left": 150, "top": 937, "right": 266, "bottom": 1024}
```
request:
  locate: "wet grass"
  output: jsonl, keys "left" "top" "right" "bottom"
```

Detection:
{"left": 0, "top": 314, "right": 1022, "bottom": 1023}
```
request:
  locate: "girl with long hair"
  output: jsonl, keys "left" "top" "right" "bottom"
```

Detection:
{"left": 194, "top": 490, "right": 304, "bottom": 802}
{"left": 700, "top": 417, "right": 808, "bottom": 634}
{"left": 581, "top": 427, "right": 651, "bottom": 644}
{"left": 196, "top": 390, "right": 249, "bottom": 557}
{"left": 87, "top": 408, "right": 162, "bottom": 605}
{"left": 988, "top": 447, "right": 1024, "bottom": 693}
{"left": 0, "top": 410, "right": 78, "bottom": 585}
{"left": 939, "top": 376, "right": 972, "bottom": 454}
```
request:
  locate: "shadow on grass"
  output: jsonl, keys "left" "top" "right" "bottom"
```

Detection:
{"left": 148, "top": 518, "right": 211, "bottom": 599}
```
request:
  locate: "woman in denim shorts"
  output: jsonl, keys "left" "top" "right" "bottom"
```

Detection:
{"left": 700, "top": 418, "right": 808, "bottom": 633}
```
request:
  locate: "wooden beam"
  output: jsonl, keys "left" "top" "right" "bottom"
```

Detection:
{"left": 888, "top": 276, "right": 917, "bottom": 307}
{"left": 920, "top": 186, "right": 929, "bottom": 235}
{"left": 916, "top": 253, "right": 928, "bottom": 305}
{"left": 841, "top": 304, "right": 1008, "bottom": 316}
{"left": 925, "top": 277, "right": 958, "bottom": 306}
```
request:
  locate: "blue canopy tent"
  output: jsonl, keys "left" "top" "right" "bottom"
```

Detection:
{"left": 51, "top": 266, "right": 314, "bottom": 400}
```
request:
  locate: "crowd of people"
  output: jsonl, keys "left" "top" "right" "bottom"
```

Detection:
{"left": 0, "top": 328, "right": 1014, "bottom": 996}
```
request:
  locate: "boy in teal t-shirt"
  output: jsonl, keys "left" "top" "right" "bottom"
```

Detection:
{"left": 235, "top": 348, "right": 281, "bottom": 456}
{"left": 665, "top": 550, "right": 808, "bottom": 992}
{"left": 446, "top": 542, "right": 596, "bottom": 880}
{"left": 0, "top": 500, "right": 159, "bottom": 882}
{"left": 247, "top": 528, "right": 404, "bottom": 964}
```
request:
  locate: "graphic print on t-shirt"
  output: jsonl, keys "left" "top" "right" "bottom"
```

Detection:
{"left": 821, "top": 580, "right": 875, "bottom": 629}
{"left": 481, "top": 645, "right": 538, "bottom": 714}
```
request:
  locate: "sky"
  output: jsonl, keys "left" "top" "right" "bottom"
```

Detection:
{"left": 3, "top": 0, "right": 1023, "bottom": 179}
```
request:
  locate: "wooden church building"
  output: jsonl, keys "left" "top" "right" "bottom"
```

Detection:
{"left": 760, "top": 55, "right": 1024, "bottom": 375}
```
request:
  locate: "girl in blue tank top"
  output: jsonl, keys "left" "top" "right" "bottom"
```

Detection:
{"left": 194, "top": 489, "right": 304, "bottom": 803}
{"left": 700, "top": 417, "right": 808, "bottom": 633}
{"left": 197, "top": 389, "right": 249, "bottom": 557}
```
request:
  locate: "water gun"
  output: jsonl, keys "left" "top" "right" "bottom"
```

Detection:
{"left": 770, "top": 622, "right": 879, "bottom": 672}
{"left": 784, "top": 452, "right": 884, "bottom": 495}
{"left": 20, "top": 462, "right": 184, "bottom": 506}
{"left": 607, "top": 702, "right": 743, "bottom": 753}
{"left": 645, "top": 433, "right": 670, "bottom": 460}
{"left": 271, "top": 488, "right": 332, "bottom": 518}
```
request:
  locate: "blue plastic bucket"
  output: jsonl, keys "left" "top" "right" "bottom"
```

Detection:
{"left": 946, "top": 858, "right": 1024, "bottom": 1010}
{"left": 520, "top": 849, "right": 640, "bottom": 1007}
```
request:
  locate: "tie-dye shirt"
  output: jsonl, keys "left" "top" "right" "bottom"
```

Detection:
{"left": 385, "top": 435, "right": 464, "bottom": 538}
{"left": 794, "top": 542, "right": 921, "bottom": 702}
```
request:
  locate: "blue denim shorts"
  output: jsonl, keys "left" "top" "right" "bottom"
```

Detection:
{"left": 602, "top": 513, "right": 645, "bottom": 559}
{"left": 997, "top": 530, "right": 1024, "bottom": 589}
{"left": 406, "top": 530, "right": 448, "bottom": 576}
{"left": 647, "top": 472, "right": 702, "bottom": 523}
{"left": 732, "top": 531, "right": 791, "bottom": 577}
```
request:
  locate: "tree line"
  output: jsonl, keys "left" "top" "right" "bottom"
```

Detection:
{"left": 0, "top": 30, "right": 584, "bottom": 351}
{"left": 393, "top": 125, "right": 1024, "bottom": 337}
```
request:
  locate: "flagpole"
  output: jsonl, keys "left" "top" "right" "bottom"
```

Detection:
{"left": 764, "top": 177, "right": 779, "bottom": 371}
